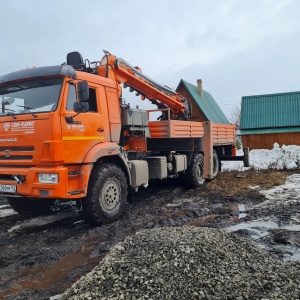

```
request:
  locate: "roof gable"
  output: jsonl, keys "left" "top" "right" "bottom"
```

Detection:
{"left": 176, "top": 79, "right": 230, "bottom": 124}
{"left": 240, "top": 91, "right": 300, "bottom": 130}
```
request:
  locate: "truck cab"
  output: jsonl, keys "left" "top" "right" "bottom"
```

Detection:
{"left": 0, "top": 64, "right": 131, "bottom": 218}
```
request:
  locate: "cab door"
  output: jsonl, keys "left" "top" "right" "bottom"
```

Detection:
{"left": 60, "top": 82, "right": 108, "bottom": 163}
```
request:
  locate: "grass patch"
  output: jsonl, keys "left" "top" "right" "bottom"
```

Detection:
{"left": 204, "top": 169, "right": 293, "bottom": 198}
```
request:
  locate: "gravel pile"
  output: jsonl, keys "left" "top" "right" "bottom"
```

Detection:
{"left": 62, "top": 227, "right": 300, "bottom": 300}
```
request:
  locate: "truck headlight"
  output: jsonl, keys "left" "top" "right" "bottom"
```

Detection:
{"left": 38, "top": 173, "right": 59, "bottom": 183}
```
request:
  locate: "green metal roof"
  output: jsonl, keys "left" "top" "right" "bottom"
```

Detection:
{"left": 240, "top": 91, "right": 300, "bottom": 130}
{"left": 240, "top": 126, "right": 300, "bottom": 135}
{"left": 177, "top": 79, "right": 230, "bottom": 124}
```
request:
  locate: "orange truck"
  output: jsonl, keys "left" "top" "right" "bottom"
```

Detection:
{"left": 0, "top": 51, "right": 249, "bottom": 224}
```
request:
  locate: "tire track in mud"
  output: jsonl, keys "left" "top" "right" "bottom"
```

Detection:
{"left": 0, "top": 180, "right": 238, "bottom": 299}
{"left": 0, "top": 171, "right": 299, "bottom": 299}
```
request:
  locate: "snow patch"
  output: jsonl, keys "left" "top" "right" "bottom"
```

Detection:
{"left": 0, "top": 204, "right": 18, "bottom": 218}
{"left": 251, "top": 173, "right": 300, "bottom": 211}
{"left": 222, "top": 143, "right": 300, "bottom": 171}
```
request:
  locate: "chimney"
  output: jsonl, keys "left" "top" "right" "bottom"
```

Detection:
{"left": 197, "top": 79, "right": 203, "bottom": 97}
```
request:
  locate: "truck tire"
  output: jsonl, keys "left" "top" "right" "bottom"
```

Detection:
{"left": 77, "top": 163, "right": 128, "bottom": 225}
{"left": 7, "top": 197, "right": 54, "bottom": 216}
{"left": 184, "top": 153, "right": 205, "bottom": 189}
{"left": 212, "top": 150, "right": 220, "bottom": 179}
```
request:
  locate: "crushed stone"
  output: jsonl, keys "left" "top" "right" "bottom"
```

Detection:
{"left": 62, "top": 226, "right": 300, "bottom": 300}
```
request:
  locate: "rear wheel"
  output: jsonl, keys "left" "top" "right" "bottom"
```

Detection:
{"left": 184, "top": 153, "right": 205, "bottom": 189}
{"left": 77, "top": 163, "right": 128, "bottom": 225}
{"left": 7, "top": 197, "right": 54, "bottom": 216}
{"left": 212, "top": 150, "right": 220, "bottom": 179}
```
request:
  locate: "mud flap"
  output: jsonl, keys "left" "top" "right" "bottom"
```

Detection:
{"left": 243, "top": 147, "right": 250, "bottom": 167}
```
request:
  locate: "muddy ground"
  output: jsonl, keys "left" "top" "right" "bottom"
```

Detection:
{"left": 0, "top": 169, "right": 300, "bottom": 299}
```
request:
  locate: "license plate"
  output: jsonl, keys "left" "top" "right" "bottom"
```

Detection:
{"left": 0, "top": 184, "right": 17, "bottom": 193}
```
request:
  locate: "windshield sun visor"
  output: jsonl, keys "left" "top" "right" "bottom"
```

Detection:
{"left": 0, "top": 65, "right": 77, "bottom": 85}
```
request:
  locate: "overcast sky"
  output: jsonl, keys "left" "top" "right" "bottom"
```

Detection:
{"left": 1, "top": 0, "right": 300, "bottom": 119}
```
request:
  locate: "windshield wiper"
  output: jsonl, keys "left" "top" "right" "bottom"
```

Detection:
{"left": 5, "top": 109, "right": 17, "bottom": 119}
{"left": 17, "top": 105, "right": 37, "bottom": 118}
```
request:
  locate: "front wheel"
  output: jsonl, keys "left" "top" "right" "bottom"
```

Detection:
{"left": 184, "top": 153, "right": 205, "bottom": 189}
{"left": 77, "top": 163, "right": 128, "bottom": 225}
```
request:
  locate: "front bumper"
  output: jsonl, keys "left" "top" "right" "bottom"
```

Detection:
{"left": 0, "top": 165, "right": 86, "bottom": 199}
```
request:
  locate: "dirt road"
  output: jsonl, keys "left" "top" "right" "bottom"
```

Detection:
{"left": 0, "top": 170, "right": 299, "bottom": 299}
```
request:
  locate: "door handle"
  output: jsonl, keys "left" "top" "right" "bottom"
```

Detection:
{"left": 97, "top": 128, "right": 104, "bottom": 132}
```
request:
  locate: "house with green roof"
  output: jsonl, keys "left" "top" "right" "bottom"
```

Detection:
{"left": 176, "top": 79, "right": 230, "bottom": 124}
{"left": 240, "top": 91, "right": 300, "bottom": 150}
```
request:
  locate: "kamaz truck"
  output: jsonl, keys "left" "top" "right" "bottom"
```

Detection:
{"left": 0, "top": 51, "right": 248, "bottom": 224}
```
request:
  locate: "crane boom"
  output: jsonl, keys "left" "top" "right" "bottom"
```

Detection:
{"left": 97, "top": 51, "right": 190, "bottom": 119}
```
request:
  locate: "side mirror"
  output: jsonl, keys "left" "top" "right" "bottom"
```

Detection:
{"left": 78, "top": 81, "right": 89, "bottom": 101}
{"left": 74, "top": 102, "right": 89, "bottom": 113}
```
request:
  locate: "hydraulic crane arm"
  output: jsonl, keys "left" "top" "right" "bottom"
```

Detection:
{"left": 97, "top": 51, "right": 190, "bottom": 120}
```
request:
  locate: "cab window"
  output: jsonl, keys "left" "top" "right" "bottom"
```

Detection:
{"left": 66, "top": 84, "right": 76, "bottom": 110}
{"left": 66, "top": 84, "right": 97, "bottom": 112}
{"left": 87, "top": 88, "right": 97, "bottom": 112}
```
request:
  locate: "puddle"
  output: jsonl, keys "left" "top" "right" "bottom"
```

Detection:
{"left": 228, "top": 203, "right": 248, "bottom": 222}
{"left": 227, "top": 219, "right": 300, "bottom": 261}
{"left": 228, "top": 220, "right": 278, "bottom": 239}
{"left": 286, "top": 252, "right": 300, "bottom": 261}
{"left": 238, "top": 204, "right": 247, "bottom": 219}
{"left": 281, "top": 224, "right": 300, "bottom": 231}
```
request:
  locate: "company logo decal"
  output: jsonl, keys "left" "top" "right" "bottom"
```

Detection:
{"left": 0, "top": 138, "right": 17, "bottom": 142}
{"left": 4, "top": 123, "right": 10, "bottom": 132}
{"left": 66, "top": 124, "right": 85, "bottom": 131}
{"left": 5, "top": 121, "right": 36, "bottom": 134}
{"left": 4, "top": 150, "right": 10, "bottom": 158}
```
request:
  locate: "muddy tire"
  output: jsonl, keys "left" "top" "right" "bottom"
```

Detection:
{"left": 7, "top": 197, "right": 54, "bottom": 216}
{"left": 77, "top": 163, "right": 128, "bottom": 225}
{"left": 184, "top": 153, "right": 205, "bottom": 189}
{"left": 212, "top": 150, "right": 220, "bottom": 178}
{"left": 206, "top": 150, "right": 220, "bottom": 182}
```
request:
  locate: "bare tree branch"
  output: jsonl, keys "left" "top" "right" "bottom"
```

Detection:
{"left": 228, "top": 105, "right": 241, "bottom": 129}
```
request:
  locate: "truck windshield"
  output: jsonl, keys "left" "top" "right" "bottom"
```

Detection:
{"left": 0, "top": 78, "right": 62, "bottom": 117}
